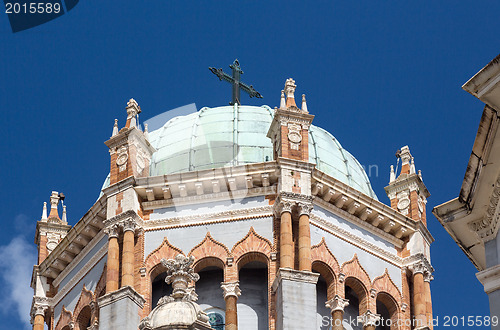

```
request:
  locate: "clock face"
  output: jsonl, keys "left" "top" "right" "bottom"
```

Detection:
{"left": 288, "top": 131, "right": 302, "bottom": 143}
{"left": 397, "top": 198, "right": 410, "bottom": 211}
{"left": 116, "top": 152, "right": 128, "bottom": 166}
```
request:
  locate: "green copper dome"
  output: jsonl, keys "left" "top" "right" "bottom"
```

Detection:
{"left": 147, "top": 105, "right": 377, "bottom": 199}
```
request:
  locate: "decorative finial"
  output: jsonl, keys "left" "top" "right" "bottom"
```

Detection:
{"left": 418, "top": 169, "right": 423, "bottom": 181}
{"left": 389, "top": 165, "right": 396, "bottom": 183}
{"left": 280, "top": 90, "right": 286, "bottom": 109}
{"left": 161, "top": 255, "right": 200, "bottom": 300}
{"left": 48, "top": 191, "right": 60, "bottom": 219}
{"left": 41, "top": 202, "right": 47, "bottom": 220}
{"left": 112, "top": 119, "right": 119, "bottom": 137}
{"left": 125, "top": 98, "right": 141, "bottom": 129}
{"left": 301, "top": 94, "right": 308, "bottom": 113}
{"left": 144, "top": 123, "right": 149, "bottom": 140}
{"left": 284, "top": 78, "right": 297, "bottom": 107}
{"left": 62, "top": 205, "right": 67, "bottom": 223}
{"left": 410, "top": 157, "right": 416, "bottom": 174}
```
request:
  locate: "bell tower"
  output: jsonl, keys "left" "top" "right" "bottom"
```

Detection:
{"left": 267, "top": 78, "right": 314, "bottom": 164}
{"left": 35, "top": 191, "right": 71, "bottom": 264}
{"left": 268, "top": 79, "right": 319, "bottom": 330}
{"left": 105, "top": 98, "right": 156, "bottom": 185}
{"left": 385, "top": 145, "right": 430, "bottom": 225}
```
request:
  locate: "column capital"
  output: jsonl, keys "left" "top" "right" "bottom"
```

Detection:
{"left": 325, "top": 295, "right": 349, "bottom": 312}
{"left": 297, "top": 202, "right": 313, "bottom": 216}
{"left": 221, "top": 281, "right": 241, "bottom": 299}
{"left": 278, "top": 200, "right": 294, "bottom": 214}
{"left": 104, "top": 223, "right": 120, "bottom": 238}
{"left": 405, "top": 253, "right": 434, "bottom": 277}
{"left": 357, "top": 310, "right": 381, "bottom": 327}
{"left": 30, "top": 296, "right": 50, "bottom": 323}
{"left": 121, "top": 218, "right": 137, "bottom": 233}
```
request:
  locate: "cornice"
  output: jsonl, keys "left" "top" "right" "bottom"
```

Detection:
{"left": 101, "top": 176, "right": 136, "bottom": 198}
{"left": 51, "top": 243, "right": 107, "bottom": 307}
{"left": 310, "top": 215, "right": 403, "bottom": 267}
{"left": 143, "top": 206, "right": 273, "bottom": 230}
{"left": 52, "top": 231, "right": 106, "bottom": 287}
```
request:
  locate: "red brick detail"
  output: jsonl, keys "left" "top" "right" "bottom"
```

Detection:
{"left": 38, "top": 235, "right": 48, "bottom": 264}
{"left": 400, "top": 269, "right": 412, "bottom": 330}
{"left": 54, "top": 306, "right": 72, "bottom": 330}
{"left": 231, "top": 227, "right": 273, "bottom": 265}
{"left": 71, "top": 286, "right": 94, "bottom": 329}
{"left": 372, "top": 269, "right": 403, "bottom": 310}
{"left": 341, "top": 254, "right": 371, "bottom": 314}
{"left": 188, "top": 232, "right": 229, "bottom": 278}
{"left": 311, "top": 238, "right": 340, "bottom": 299}
{"left": 142, "top": 237, "right": 184, "bottom": 316}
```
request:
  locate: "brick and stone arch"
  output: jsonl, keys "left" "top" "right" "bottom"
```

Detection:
{"left": 143, "top": 236, "right": 184, "bottom": 316}
{"left": 75, "top": 305, "right": 92, "bottom": 330}
{"left": 189, "top": 232, "right": 229, "bottom": 277}
{"left": 311, "top": 238, "right": 340, "bottom": 299}
{"left": 341, "top": 254, "right": 371, "bottom": 314}
{"left": 232, "top": 227, "right": 273, "bottom": 264}
{"left": 72, "top": 286, "right": 94, "bottom": 330}
{"left": 55, "top": 306, "right": 73, "bottom": 330}
{"left": 373, "top": 270, "right": 403, "bottom": 329}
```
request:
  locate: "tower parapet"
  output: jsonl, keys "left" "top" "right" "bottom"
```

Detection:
{"left": 35, "top": 191, "right": 71, "bottom": 264}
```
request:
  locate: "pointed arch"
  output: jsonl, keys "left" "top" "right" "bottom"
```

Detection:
{"left": 189, "top": 232, "right": 229, "bottom": 270}
{"left": 311, "top": 238, "right": 340, "bottom": 299}
{"left": 373, "top": 269, "right": 403, "bottom": 329}
{"left": 71, "top": 285, "right": 94, "bottom": 329}
{"left": 372, "top": 269, "right": 402, "bottom": 307}
{"left": 55, "top": 306, "right": 73, "bottom": 330}
{"left": 144, "top": 236, "right": 184, "bottom": 277}
{"left": 340, "top": 254, "right": 371, "bottom": 291}
{"left": 231, "top": 227, "right": 272, "bottom": 262}
{"left": 341, "top": 254, "right": 371, "bottom": 314}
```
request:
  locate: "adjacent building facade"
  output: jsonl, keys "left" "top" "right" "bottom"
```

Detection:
{"left": 433, "top": 54, "right": 500, "bottom": 327}
{"left": 31, "top": 78, "right": 434, "bottom": 330}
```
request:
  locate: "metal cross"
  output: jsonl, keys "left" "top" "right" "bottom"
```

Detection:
{"left": 209, "top": 59, "right": 263, "bottom": 105}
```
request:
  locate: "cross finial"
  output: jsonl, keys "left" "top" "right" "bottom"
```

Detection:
{"left": 209, "top": 59, "right": 263, "bottom": 105}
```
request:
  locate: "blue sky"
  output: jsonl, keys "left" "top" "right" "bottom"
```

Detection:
{"left": 0, "top": 1, "right": 499, "bottom": 328}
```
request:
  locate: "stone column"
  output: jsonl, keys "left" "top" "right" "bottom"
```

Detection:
{"left": 409, "top": 258, "right": 433, "bottom": 330}
{"left": 424, "top": 273, "right": 434, "bottom": 329}
{"left": 221, "top": 281, "right": 241, "bottom": 330}
{"left": 105, "top": 224, "right": 120, "bottom": 293}
{"left": 297, "top": 203, "right": 313, "bottom": 272}
{"left": 31, "top": 298, "right": 49, "bottom": 330}
{"left": 121, "top": 219, "right": 136, "bottom": 287}
{"left": 325, "top": 295, "right": 349, "bottom": 330}
{"left": 279, "top": 201, "right": 294, "bottom": 269}
{"left": 358, "top": 310, "right": 381, "bottom": 330}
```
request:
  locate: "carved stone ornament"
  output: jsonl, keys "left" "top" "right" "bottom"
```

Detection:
{"left": 221, "top": 281, "right": 241, "bottom": 299}
{"left": 116, "top": 146, "right": 128, "bottom": 172}
{"left": 397, "top": 198, "right": 410, "bottom": 212}
{"left": 297, "top": 202, "right": 313, "bottom": 216}
{"left": 279, "top": 200, "right": 294, "bottom": 214}
{"left": 325, "top": 295, "right": 349, "bottom": 312}
{"left": 357, "top": 310, "right": 381, "bottom": 327}
{"left": 30, "top": 296, "right": 50, "bottom": 323}
{"left": 139, "top": 254, "right": 211, "bottom": 330}
{"left": 121, "top": 218, "right": 137, "bottom": 233}
{"left": 104, "top": 224, "right": 120, "bottom": 238}
{"left": 162, "top": 255, "right": 200, "bottom": 300}
{"left": 136, "top": 149, "right": 146, "bottom": 173}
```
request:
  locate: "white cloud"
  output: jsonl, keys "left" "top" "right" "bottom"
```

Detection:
{"left": 0, "top": 235, "right": 37, "bottom": 329}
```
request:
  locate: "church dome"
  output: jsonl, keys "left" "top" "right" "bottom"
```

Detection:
{"left": 147, "top": 105, "right": 378, "bottom": 199}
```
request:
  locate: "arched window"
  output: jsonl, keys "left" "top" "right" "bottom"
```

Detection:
{"left": 205, "top": 307, "right": 225, "bottom": 330}
{"left": 76, "top": 305, "right": 91, "bottom": 330}
{"left": 151, "top": 272, "right": 173, "bottom": 309}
